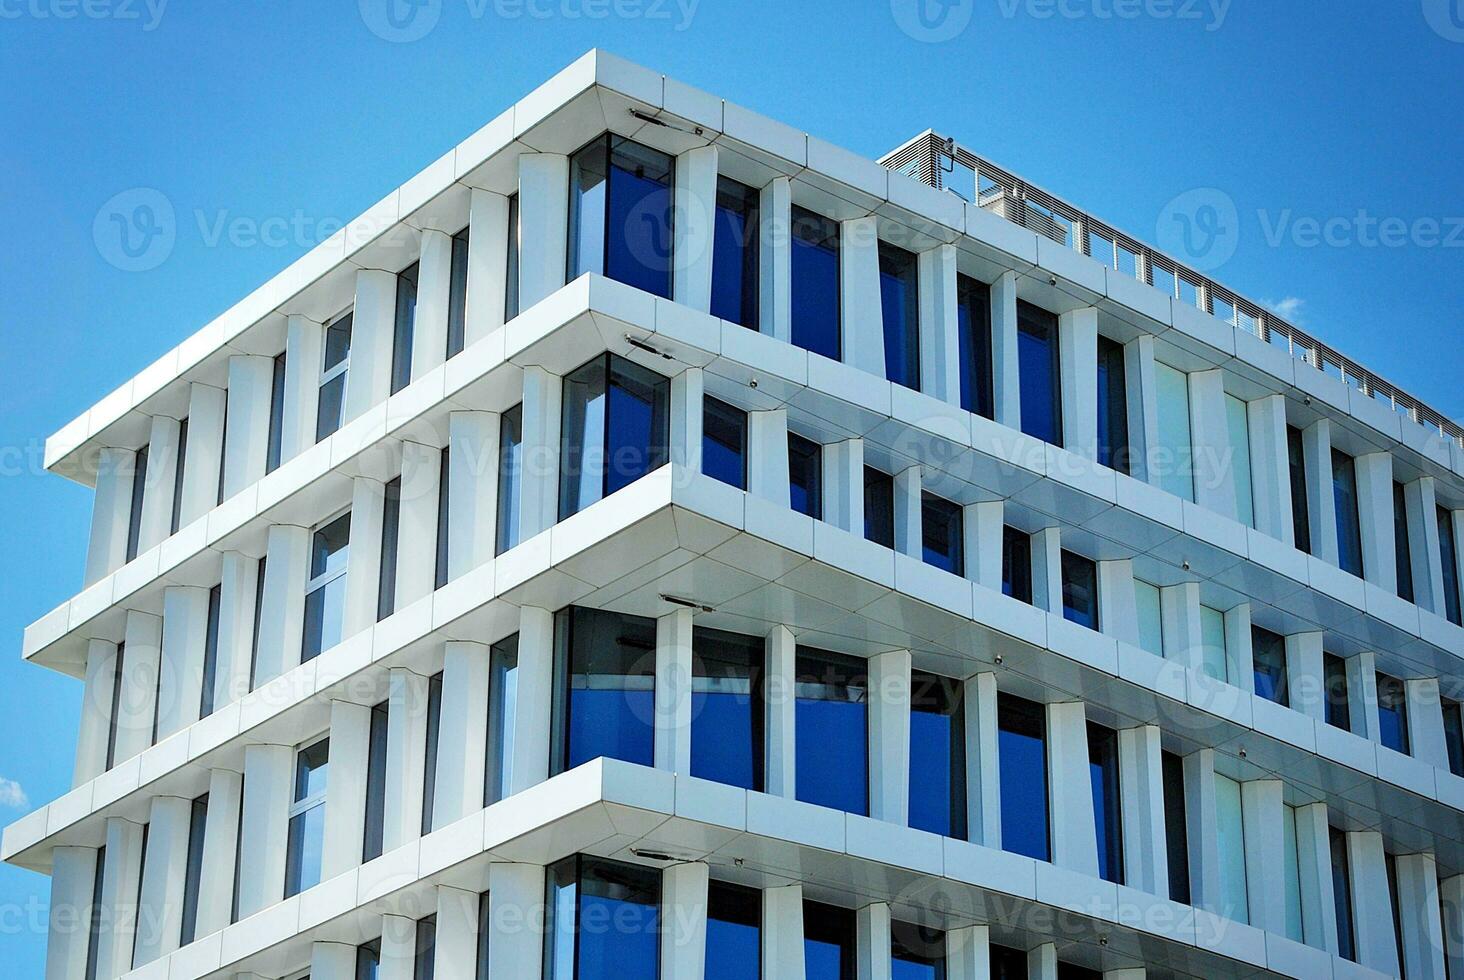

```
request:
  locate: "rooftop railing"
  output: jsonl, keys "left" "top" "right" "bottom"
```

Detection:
{"left": 880, "top": 131, "right": 1462, "bottom": 449}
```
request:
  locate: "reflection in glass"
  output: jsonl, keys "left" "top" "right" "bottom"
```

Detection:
{"left": 552, "top": 608, "right": 656, "bottom": 772}
{"left": 692, "top": 627, "right": 763, "bottom": 790}
{"left": 796, "top": 648, "right": 867, "bottom": 815}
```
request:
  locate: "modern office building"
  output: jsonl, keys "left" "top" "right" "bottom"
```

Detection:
{"left": 11, "top": 49, "right": 1464, "bottom": 980}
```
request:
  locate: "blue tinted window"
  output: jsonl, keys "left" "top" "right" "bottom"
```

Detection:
{"left": 892, "top": 923, "right": 946, "bottom": 980}
{"left": 1017, "top": 302, "right": 1061, "bottom": 445}
{"left": 413, "top": 916, "right": 436, "bottom": 980}
{"left": 796, "top": 649, "right": 867, "bottom": 815}
{"left": 1251, "top": 626, "right": 1288, "bottom": 705}
{"left": 1096, "top": 336, "right": 1130, "bottom": 474}
{"left": 706, "top": 882, "right": 761, "bottom": 980}
{"left": 496, "top": 405, "right": 523, "bottom": 555}
{"left": 485, "top": 635, "right": 519, "bottom": 806}
{"left": 878, "top": 241, "right": 920, "bottom": 389}
{"left": 712, "top": 177, "right": 759, "bottom": 328}
{"left": 560, "top": 354, "right": 669, "bottom": 520}
{"left": 997, "top": 693, "right": 1049, "bottom": 861}
{"left": 789, "top": 434, "right": 822, "bottom": 520}
{"left": 545, "top": 857, "right": 660, "bottom": 980}
{"left": 803, "top": 901, "right": 855, "bottom": 980}
{"left": 790, "top": 206, "right": 841, "bottom": 361}
{"left": 1440, "top": 507, "right": 1461, "bottom": 625}
{"left": 864, "top": 467, "right": 894, "bottom": 548}
{"left": 1376, "top": 673, "right": 1409, "bottom": 754}
{"left": 1061, "top": 550, "right": 1098, "bottom": 630}
{"left": 1088, "top": 722, "right": 1123, "bottom": 884}
{"left": 703, "top": 397, "right": 748, "bottom": 490}
{"left": 1002, "top": 527, "right": 1032, "bottom": 603}
{"left": 553, "top": 608, "right": 656, "bottom": 772}
{"left": 692, "top": 628, "right": 763, "bottom": 791}
{"left": 447, "top": 227, "right": 469, "bottom": 358}
{"left": 922, "top": 493, "right": 964, "bottom": 576}
{"left": 1332, "top": 449, "right": 1363, "bottom": 577}
{"left": 1331, "top": 827, "right": 1356, "bottom": 962}
{"left": 909, "top": 672, "right": 966, "bottom": 839}
{"left": 391, "top": 262, "right": 418, "bottom": 395}
{"left": 568, "top": 135, "right": 674, "bottom": 299}
{"left": 957, "top": 275, "right": 993, "bottom": 419}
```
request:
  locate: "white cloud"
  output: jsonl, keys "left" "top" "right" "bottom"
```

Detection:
{"left": 1261, "top": 296, "right": 1307, "bottom": 325}
{"left": 0, "top": 777, "right": 28, "bottom": 809}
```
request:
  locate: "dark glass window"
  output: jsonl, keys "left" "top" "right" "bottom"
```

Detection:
{"left": 1324, "top": 653, "right": 1352, "bottom": 732}
{"left": 1017, "top": 301, "right": 1061, "bottom": 446}
{"left": 989, "top": 944, "right": 1027, "bottom": 980}
{"left": 105, "top": 643, "right": 125, "bottom": 770}
{"left": 266, "top": 353, "right": 286, "bottom": 474}
{"left": 706, "top": 881, "right": 761, "bottom": 980}
{"left": 1061, "top": 551, "right": 1099, "bottom": 630}
{"left": 421, "top": 672, "right": 443, "bottom": 835}
{"left": 496, "top": 404, "right": 523, "bottom": 555}
{"left": 84, "top": 844, "right": 105, "bottom": 980}
{"left": 790, "top": 206, "right": 841, "bottom": 361}
{"left": 692, "top": 628, "right": 764, "bottom": 791}
{"left": 1250, "top": 626, "right": 1288, "bottom": 706}
{"left": 795, "top": 648, "right": 868, "bottom": 815}
{"left": 788, "top": 433, "right": 823, "bottom": 520}
{"left": 248, "top": 559, "right": 265, "bottom": 690}
{"left": 435, "top": 449, "right": 450, "bottom": 590}
{"left": 317, "top": 312, "right": 352, "bottom": 443}
{"left": 1376, "top": 672, "right": 1409, "bottom": 755}
{"left": 1444, "top": 698, "right": 1464, "bottom": 778}
{"left": 878, "top": 241, "right": 920, "bottom": 389}
{"left": 1332, "top": 449, "right": 1363, "bottom": 577}
{"left": 568, "top": 134, "right": 674, "bottom": 299}
{"left": 803, "top": 901, "right": 855, "bottom": 980}
{"left": 505, "top": 193, "right": 520, "bottom": 322}
{"left": 378, "top": 478, "right": 401, "bottom": 621}
{"left": 1440, "top": 506, "right": 1462, "bottom": 626}
{"left": 956, "top": 274, "right": 993, "bottom": 420}
{"left": 552, "top": 608, "right": 656, "bottom": 772}
{"left": 1088, "top": 722, "right": 1123, "bottom": 884}
{"left": 922, "top": 493, "right": 964, "bottom": 576}
{"left": 391, "top": 262, "right": 419, "bottom": 395}
{"left": 909, "top": 671, "right": 966, "bottom": 840}
{"left": 1331, "top": 826, "right": 1356, "bottom": 962}
{"left": 1162, "top": 751, "right": 1190, "bottom": 905}
{"left": 1002, "top": 527, "right": 1032, "bottom": 604}
{"left": 447, "top": 227, "right": 469, "bottom": 359}
{"left": 484, "top": 634, "right": 520, "bottom": 806}
{"left": 891, "top": 922, "right": 945, "bottom": 980}
{"left": 544, "top": 856, "right": 661, "bottom": 980}
{"left": 199, "top": 584, "right": 222, "bottom": 719}
{"left": 475, "top": 890, "right": 490, "bottom": 980}
{"left": 1386, "top": 853, "right": 1404, "bottom": 971}
{"left": 284, "top": 738, "right": 329, "bottom": 898}
{"left": 864, "top": 467, "right": 895, "bottom": 548}
{"left": 363, "top": 700, "right": 388, "bottom": 862}
{"left": 125, "top": 445, "right": 149, "bottom": 562}
{"left": 302, "top": 513, "right": 350, "bottom": 662}
{"left": 1057, "top": 966, "right": 1102, "bottom": 980}
{"left": 170, "top": 417, "right": 188, "bottom": 535}
{"left": 1287, "top": 426, "right": 1311, "bottom": 554}
{"left": 559, "top": 354, "right": 670, "bottom": 520}
{"left": 711, "top": 176, "right": 759, "bottom": 328}
{"left": 997, "top": 693, "right": 1049, "bottom": 861}
{"left": 703, "top": 397, "right": 749, "bottom": 490}
{"left": 414, "top": 915, "right": 437, "bottom": 980}
{"left": 179, "top": 793, "right": 209, "bottom": 946}
{"left": 1394, "top": 482, "right": 1415, "bottom": 603}
{"left": 1096, "top": 336, "right": 1130, "bottom": 474}
{"left": 357, "top": 940, "right": 381, "bottom": 980}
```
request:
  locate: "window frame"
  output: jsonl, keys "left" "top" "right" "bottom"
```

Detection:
{"left": 302, "top": 509, "right": 351, "bottom": 662}
{"left": 316, "top": 308, "right": 354, "bottom": 443}
{"left": 284, "top": 735, "right": 329, "bottom": 898}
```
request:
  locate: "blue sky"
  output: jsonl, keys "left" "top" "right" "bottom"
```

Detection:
{"left": 1, "top": 0, "right": 1462, "bottom": 970}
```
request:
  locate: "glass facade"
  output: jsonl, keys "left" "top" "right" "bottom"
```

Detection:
{"left": 484, "top": 634, "right": 520, "bottom": 806}
{"left": 1441, "top": 506, "right": 1462, "bottom": 626}
{"left": 1331, "top": 825, "right": 1357, "bottom": 961}
{"left": 1376, "top": 672, "right": 1409, "bottom": 754}
{"left": 545, "top": 856, "right": 660, "bottom": 980}
{"left": 921, "top": 492, "right": 964, "bottom": 576}
{"left": 552, "top": 608, "right": 656, "bottom": 772}
{"left": 711, "top": 176, "right": 759, "bottom": 328}
{"left": 878, "top": 241, "right": 920, "bottom": 389}
{"left": 956, "top": 274, "right": 993, "bottom": 420}
{"left": 1288, "top": 425, "right": 1311, "bottom": 554}
{"left": 496, "top": 404, "right": 523, "bottom": 555}
{"left": 788, "top": 433, "right": 823, "bottom": 520}
{"left": 125, "top": 445, "right": 148, "bottom": 562}
{"left": 391, "top": 262, "right": 418, "bottom": 395}
{"left": 446, "top": 226, "right": 469, "bottom": 359}
{"left": 1088, "top": 722, "right": 1123, "bottom": 884}
{"left": 908, "top": 671, "right": 966, "bottom": 839}
{"left": 1250, "top": 626, "right": 1288, "bottom": 705}
{"left": 703, "top": 396, "right": 749, "bottom": 490}
{"left": 266, "top": 353, "right": 286, "bottom": 474}
{"left": 378, "top": 477, "right": 401, "bottom": 621}
{"left": 1154, "top": 362, "right": 1193, "bottom": 502}
{"left": 891, "top": 923, "right": 945, "bottom": 980}
{"left": 505, "top": 194, "right": 520, "bottom": 322}
{"left": 1096, "top": 335, "right": 1129, "bottom": 474}
{"left": 1282, "top": 803, "right": 1303, "bottom": 942}
{"left": 1394, "top": 482, "right": 1414, "bottom": 603}
{"left": 790, "top": 206, "right": 841, "bottom": 360}
{"left": 568, "top": 135, "right": 675, "bottom": 298}
{"left": 1324, "top": 653, "right": 1352, "bottom": 732}
{"left": 1134, "top": 579, "right": 1163, "bottom": 657}
{"left": 179, "top": 793, "right": 208, "bottom": 946}
{"left": 1060, "top": 550, "right": 1098, "bottom": 630}
{"left": 691, "top": 627, "right": 764, "bottom": 791}
{"left": 803, "top": 901, "right": 855, "bottom": 980}
{"left": 284, "top": 737, "right": 328, "bottom": 898}
{"left": 1001, "top": 526, "right": 1033, "bottom": 603}
{"left": 1199, "top": 605, "right": 1228, "bottom": 683}
{"left": 997, "top": 693, "right": 1049, "bottom": 861}
{"left": 199, "top": 584, "right": 221, "bottom": 718}
{"left": 1332, "top": 448, "right": 1364, "bottom": 577}
{"left": 864, "top": 467, "right": 895, "bottom": 548}
{"left": 316, "top": 311, "right": 352, "bottom": 443}
{"left": 795, "top": 648, "right": 868, "bottom": 815}
{"left": 1445, "top": 698, "right": 1464, "bottom": 778}
{"left": 302, "top": 512, "right": 350, "bottom": 662}
{"left": 1162, "top": 751, "right": 1190, "bottom": 905}
{"left": 706, "top": 881, "right": 761, "bottom": 980}
{"left": 421, "top": 671, "right": 443, "bottom": 835}
{"left": 363, "top": 700, "right": 388, "bottom": 862}
{"left": 559, "top": 354, "right": 670, "bottom": 520}
{"left": 1016, "top": 301, "right": 1061, "bottom": 445}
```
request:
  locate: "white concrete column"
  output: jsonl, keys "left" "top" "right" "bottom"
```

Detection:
{"left": 1239, "top": 780, "right": 1285, "bottom": 935}
{"left": 1058, "top": 307, "right": 1099, "bottom": 460}
{"left": 671, "top": 367, "right": 704, "bottom": 474}
{"left": 413, "top": 229, "right": 454, "bottom": 381}
{"left": 1302, "top": 419, "right": 1337, "bottom": 563}
{"left": 155, "top": 585, "right": 210, "bottom": 740}
{"left": 1355, "top": 452, "right": 1397, "bottom": 591}
{"left": 749, "top": 408, "right": 792, "bottom": 506}
{"left": 252, "top": 525, "right": 310, "bottom": 686}
{"left": 1396, "top": 852, "right": 1447, "bottom": 980}
{"left": 433, "top": 641, "right": 491, "bottom": 829}
{"left": 194, "top": 767, "right": 242, "bottom": 938}
{"left": 343, "top": 476, "right": 387, "bottom": 631}
{"left": 45, "top": 846, "right": 98, "bottom": 980}
{"left": 1285, "top": 632, "right": 1325, "bottom": 721}
{"left": 674, "top": 145, "right": 718, "bottom": 313}
{"left": 763, "top": 884, "right": 806, "bottom": 980}
{"left": 178, "top": 382, "right": 227, "bottom": 526}
{"left": 466, "top": 188, "right": 510, "bottom": 344}
{"left": 893, "top": 466, "right": 922, "bottom": 559}
{"left": 1046, "top": 701, "right": 1098, "bottom": 876}
{"left": 509, "top": 607, "right": 555, "bottom": 795}
{"left": 1347, "top": 651, "right": 1382, "bottom": 743}
{"left": 384, "top": 667, "right": 430, "bottom": 851}
{"left": 92, "top": 816, "right": 145, "bottom": 980}
{"left": 917, "top": 244, "right": 961, "bottom": 405}
{"left": 236, "top": 743, "right": 292, "bottom": 919}
{"left": 662, "top": 862, "right": 710, "bottom": 980}
{"left": 1188, "top": 369, "right": 1237, "bottom": 521}
{"left": 213, "top": 551, "right": 260, "bottom": 710}
{"left": 1347, "top": 830, "right": 1401, "bottom": 976}
{"left": 84, "top": 447, "right": 136, "bottom": 585}
{"left": 310, "top": 942, "right": 358, "bottom": 980}
{"left": 344, "top": 268, "right": 398, "bottom": 424}
{"left": 759, "top": 177, "right": 792, "bottom": 343}
{"left": 434, "top": 884, "right": 481, "bottom": 980}
{"left": 1408, "top": 677, "right": 1450, "bottom": 770}
{"left": 518, "top": 153, "right": 570, "bottom": 309}
{"left": 1442, "top": 874, "right": 1464, "bottom": 980}
{"left": 137, "top": 415, "right": 181, "bottom": 550}
{"left": 1410, "top": 477, "right": 1446, "bottom": 615}
{"left": 841, "top": 216, "right": 885, "bottom": 377}
{"left": 868, "top": 650, "right": 912, "bottom": 825}
{"left": 1118, "top": 725, "right": 1168, "bottom": 897}
{"left": 74, "top": 639, "right": 117, "bottom": 785}
{"left": 520, "top": 366, "right": 562, "bottom": 538}
{"left": 964, "top": 673, "right": 1001, "bottom": 848}
{"left": 823, "top": 438, "right": 865, "bottom": 535}
{"left": 379, "top": 913, "right": 417, "bottom": 980}
{"left": 945, "top": 924, "right": 990, "bottom": 980}
{"left": 1159, "top": 582, "right": 1202, "bottom": 672}
{"left": 1294, "top": 801, "right": 1338, "bottom": 953}
{"left": 1224, "top": 602, "right": 1254, "bottom": 694}
{"left": 487, "top": 863, "right": 545, "bottom": 980}
{"left": 281, "top": 315, "right": 324, "bottom": 462}
{"left": 990, "top": 271, "right": 1021, "bottom": 430}
{"left": 654, "top": 608, "right": 694, "bottom": 774}
{"left": 395, "top": 440, "right": 443, "bottom": 609}
{"left": 1027, "top": 942, "right": 1057, "bottom": 980}
{"left": 113, "top": 610, "right": 161, "bottom": 764}
{"left": 856, "top": 901, "right": 893, "bottom": 980}
{"left": 1247, "top": 394, "right": 1294, "bottom": 546}
{"left": 1030, "top": 527, "right": 1063, "bottom": 614}
{"left": 447, "top": 411, "right": 501, "bottom": 580}
{"left": 967, "top": 501, "right": 1004, "bottom": 592}
{"left": 133, "top": 796, "right": 192, "bottom": 964}
{"left": 765, "top": 625, "right": 798, "bottom": 798}
{"left": 322, "top": 700, "right": 371, "bottom": 879}
{"left": 1098, "top": 559, "right": 1140, "bottom": 648}
{"left": 221, "top": 354, "right": 275, "bottom": 500}
{"left": 1183, "top": 749, "right": 1221, "bottom": 914}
